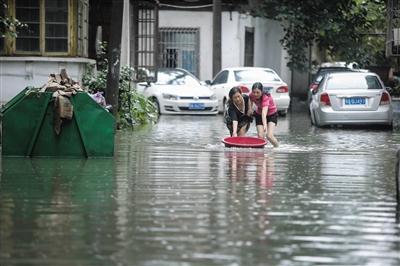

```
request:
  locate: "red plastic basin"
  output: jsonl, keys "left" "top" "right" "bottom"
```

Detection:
{"left": 222, "top": 136, "right": 267, "bottom": 148}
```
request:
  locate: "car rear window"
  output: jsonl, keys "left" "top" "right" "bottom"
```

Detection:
{"left": 326, "top": 75, "right": 382, "bottom": 90}
{"left": 234, "top": 70, "right": 281, "bottom": 82}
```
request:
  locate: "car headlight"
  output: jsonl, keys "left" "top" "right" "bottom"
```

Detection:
{"left": 162, "top": 93, "right": 179, "bottom": 100}
{"left": 210, "top": 93, "right": 217, "bottom": 100}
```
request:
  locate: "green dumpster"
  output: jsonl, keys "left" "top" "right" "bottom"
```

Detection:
{"left": 1, "top": 87, "right": 115, "bottom": 157}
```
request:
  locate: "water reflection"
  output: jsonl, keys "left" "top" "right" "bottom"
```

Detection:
{"left": 0, "top": 158, "right": 115, "bottom": 265}
{"left": 1, "top": 103, "right": 400, "bottom": 265}
{"left": 225, "top": 151, "right": 274, "bottom": 189}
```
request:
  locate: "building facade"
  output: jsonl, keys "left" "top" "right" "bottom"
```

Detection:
{"left": 1, "top": 0, "right": 295, "bottom": 104}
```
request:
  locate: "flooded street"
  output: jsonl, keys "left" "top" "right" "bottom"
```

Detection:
{"left": 1, "top": 101, "right": 400, "bottom": 265}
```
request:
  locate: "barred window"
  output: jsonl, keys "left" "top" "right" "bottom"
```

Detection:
{"left": 13, "top": 0, "right": 70, "bottom": 54}
{"left": 159, "top": 28, "right": 199, "bottom": 77}
{"left": 45, "top": 0, "right": 68, "bottom": 52}
{"left": 15, "top": 0, "right": 40, "bottom": 52}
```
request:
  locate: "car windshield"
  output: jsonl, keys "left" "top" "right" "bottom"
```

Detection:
{"left": 156, "top": 70, "right": 200, "bottom": 86}
{"left": 234, "top": 70, "right": 281, "bottom": 82}
{"left": 326, "top": 75, "right": 382, "bottom": 90}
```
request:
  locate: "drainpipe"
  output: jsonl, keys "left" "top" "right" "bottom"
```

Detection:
{"left": 213, "top": 0, "right": 222, "bottom": 77}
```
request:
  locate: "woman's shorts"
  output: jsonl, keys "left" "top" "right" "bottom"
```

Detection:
{"left": 254, "top": 112, "right": 278, "bottom": 126}
{"left": 227, "top": 117, "right": 252, "bottom": 136}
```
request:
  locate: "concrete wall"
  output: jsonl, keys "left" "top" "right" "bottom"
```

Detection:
{"left": 0, "top": 57, "right": 95, "bottom": 104}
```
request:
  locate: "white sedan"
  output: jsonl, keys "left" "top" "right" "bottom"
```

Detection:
{"left": 309, "top": 72, "right": 392, "bottom": 127}
{"left": 136, "top": 68, "right": 218, "bottom": 115}
{"left": 205, "top": 67, "right": 291, "bottom": 115}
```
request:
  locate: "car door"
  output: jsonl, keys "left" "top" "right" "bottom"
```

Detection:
{"left": 210, "top": 70, "right": 229, "bottom": 112}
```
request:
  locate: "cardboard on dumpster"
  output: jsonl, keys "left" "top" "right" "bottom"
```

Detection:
{"left": 39, "top": 69, "right": 84, "bottom": 135}
{"left": 40, "top": 69, "right": 84, "bottom": 93}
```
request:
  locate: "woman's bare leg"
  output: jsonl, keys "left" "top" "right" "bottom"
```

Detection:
{"left": 266, "top": 122, "right": 279, "bottom": 147}
{"left": 256, "top": 125, "right": 264, "bottom": 139}
{"left": 238, "top": 126, "right": 247, "bottom": 136}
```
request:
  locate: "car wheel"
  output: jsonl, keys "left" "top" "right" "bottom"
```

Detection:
{"left": 151, "top": 97, "right": 160, "bottom": 115}
{"left": 278, "top": 110, "right": 287, "bottom": 117}
{"left": 313, "top": 111, "right": 321, "bottom": 127}
{"left": 222, "top": 98, "right": 227, "bottom": 113}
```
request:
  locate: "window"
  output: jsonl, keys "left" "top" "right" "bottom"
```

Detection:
{"left": 234, "top": 70, "right": 281, "bottom": 82}
{"left": 213, "top": 70, "right": 228, "bottom": 85}
{"left": 15, "top": 0, "right": 40, "bottom": 52}
{"left": 4, "top": 0, "right": 75, "bottom": 55}
{"left": 159, "top": 28, "right": 199, "bottom": 77}
{"left": 156, "top": 69, "right": 200, "bottom": 86}
{"left": 326, "top": 75, "right": 382, "bottom": 90}
{"left": 44, "top": 0, "right": 68, "bottom": 52}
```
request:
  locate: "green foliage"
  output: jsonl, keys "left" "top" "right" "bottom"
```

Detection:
{"left": 1, "top": 1, "right": 27, "bottom": 38}
{"left": 252, "top": 0, "right": 388, "bottom": 70}
{"left": 82, "top": 42, "right": 158, "bottom": 128}
{"left": 117, "top": 65, "right": 158, "bottom": 128}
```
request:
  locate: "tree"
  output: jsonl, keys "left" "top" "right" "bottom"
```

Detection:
{"left": 105, "top": 0, "right": 124, "bottom": 117}
{"left": 252, "top": 0, "right": 387, "bottom": 70}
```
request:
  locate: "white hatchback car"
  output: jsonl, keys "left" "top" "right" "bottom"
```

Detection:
{"left": 309, "top": 72, "right": 393, "bottom": 127}
{"left": 205, "top": 67, "right": 291, "bottom": 115}
{"left": 136, "top": 68, "right": 218, "bottom": 115}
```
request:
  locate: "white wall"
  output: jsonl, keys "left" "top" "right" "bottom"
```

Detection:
{"left": 158, "top": 10, "right": 291, "bottom": 86}
{"left": 0, "top": 57, "right": 95, "bottom": 103}
{"left": 159, "top": 10, "right": 213, "bottom": 81}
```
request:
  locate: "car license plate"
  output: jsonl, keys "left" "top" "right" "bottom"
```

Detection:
{"left": 345, "top": 97, "right": 365, "bottom": 105}
{"left": 189, "top": 103, "right": 205, "bottom": 110}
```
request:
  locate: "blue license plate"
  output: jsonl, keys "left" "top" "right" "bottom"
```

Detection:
{"left": 345, "top": 97, "right": 365, "bottom": 105}
{"left": 189, "top": 103, "right": 205, "bottom": 110}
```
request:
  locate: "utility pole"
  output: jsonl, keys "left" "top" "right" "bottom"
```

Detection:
{"left": 105, "top": 0, "right": 124, "bottom": 117}
{"left": 213, "top": 0, "right": 222, "bottom": 77}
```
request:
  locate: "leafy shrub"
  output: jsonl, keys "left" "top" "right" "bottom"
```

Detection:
{"left": 82, "top": 42, "right": 158, "bottom": 128}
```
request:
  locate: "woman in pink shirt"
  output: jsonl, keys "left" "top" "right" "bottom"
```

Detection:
{"left": 249, "top": 82, "right": 279, "bottom": 147}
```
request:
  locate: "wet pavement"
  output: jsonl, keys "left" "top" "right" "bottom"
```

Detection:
{"left": 1, "top": 101, "right": 400, "bottom": 266}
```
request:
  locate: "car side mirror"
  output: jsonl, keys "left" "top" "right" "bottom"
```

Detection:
{"left": 204, "top": 80, "right": 212, "bottom": 85}
{"left": 136, "top": 82, "right": 150, "bottom": 91}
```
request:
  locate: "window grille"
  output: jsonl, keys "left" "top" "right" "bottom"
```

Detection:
{"left": 9, "top": 0, "right": 73, "bottom": 55}
{"left": 132, "top": 1, "right": 158, "bottom": 82}
{"left": 159, "top": 27, "right": 200, "bottom": 77}
{"left": 44, "top": 0, "right": 68, "bottom": 52}
{"left": 15, "top": 0, "right": 41, "bottom": 52}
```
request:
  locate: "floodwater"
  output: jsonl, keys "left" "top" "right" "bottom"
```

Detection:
{"left": 1, "top": 101, "right": 400, "bottom": 266}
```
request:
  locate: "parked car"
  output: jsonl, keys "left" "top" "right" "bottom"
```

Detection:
{"left": 309, "top": 72, "right": 392, "bottom": 127}
{"left": 136, "top": 68, "right": 218, "bottom": 115}
{"left": 308, "top": 68, "right": 357, "bottom": 105}
{"left": 205, "top": 67, "right": 290, "bottom": 115}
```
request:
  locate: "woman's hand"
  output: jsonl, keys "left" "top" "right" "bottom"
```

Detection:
{"left": 263, "top": 124, "right": 267, "bottom": 133}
